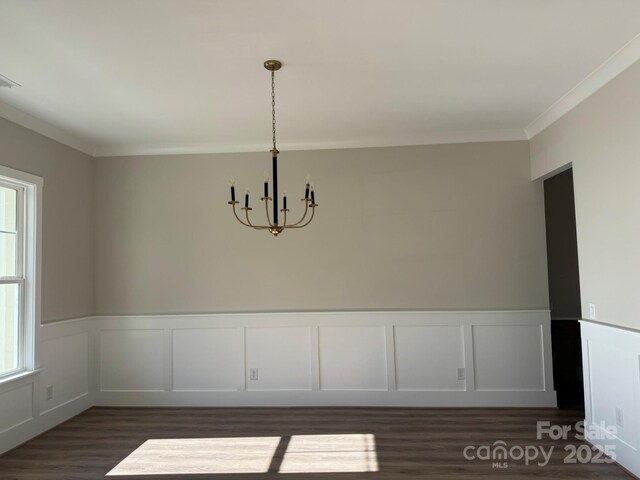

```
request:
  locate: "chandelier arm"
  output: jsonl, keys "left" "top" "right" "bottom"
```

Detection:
{"left": 231, "top": 203, "right": 253, "bottom": 227}
{"left": 286, "top": 200, "right": 311, "bottom": 227}
{"left": 287, "top": 205, "right": 316, "bottom": 229}
{"left": 244, "top": 210, "right": 270, "bottom": 230}
{"left": 233, "top": 203, "right": 269, "bottom": 230}
{"left": 289, "top": 200, "right": 309, "bottom": 228}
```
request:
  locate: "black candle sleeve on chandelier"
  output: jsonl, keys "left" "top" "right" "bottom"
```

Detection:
{"left": 272, "top": 155, "right": 278, "bottom": 225}
{"left": 231, "top": 185, "right": 235, "bottom": 202}
{"left": 305, "top": 183, "right": 309, "bottom": 199}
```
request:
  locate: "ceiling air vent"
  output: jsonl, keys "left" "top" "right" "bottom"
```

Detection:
{"left": 0, "top": 74, "right": 21, "bottom": 88}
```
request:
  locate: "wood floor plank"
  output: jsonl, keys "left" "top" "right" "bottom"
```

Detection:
{"left": 0, "top": 407, "right": 632, "bottom": 479}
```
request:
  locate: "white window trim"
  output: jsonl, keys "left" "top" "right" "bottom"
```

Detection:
{"left": 0, "top": 164, "right": 43, "bottom": 383}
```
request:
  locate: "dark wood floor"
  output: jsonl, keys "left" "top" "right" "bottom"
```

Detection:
{"left": 0, "top": 407, "right": 632, "bottom": 479}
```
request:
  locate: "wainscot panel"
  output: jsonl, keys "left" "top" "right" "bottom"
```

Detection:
{"left": 245, "top": 327, "right": 313, "bottom": 391}
{"left": 473, "top": 324, "right": 545, "bottom": 391}
{"left": 581, "top": 320, "right": 640, "bottom": 478}
{"left": 99, "top": 329, "right": 164, "bottom": 392}
{"left": 172, "top": 328, "right": 243, "bottom": 391}
{"left": 394, "top": 325, "right": 465, "bottom": 391}
{"left": 319, "top": 325, "right": 387, "bottom": 391}
{"left": 0, "top": 383, "right": 32, "bottom": 434}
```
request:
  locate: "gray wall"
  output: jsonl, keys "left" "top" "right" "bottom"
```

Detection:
{"left": 95, "top": 141, "right": 549, "bottom": 315}
{"left": 531, "top": 59, "right": 640, "bottom": 330}
{"left": 0, "top": 117, "right": 95, "bottom": 322}
{"left": 0, "top": 117, "right": 551, "bottom": 319}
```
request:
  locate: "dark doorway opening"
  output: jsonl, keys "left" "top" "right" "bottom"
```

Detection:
{"left": 544, "top": 168, "right": 584, "bottom": 409}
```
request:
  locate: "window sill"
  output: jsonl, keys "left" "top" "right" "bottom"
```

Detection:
{"left": 0, "top": 369, "right": 41, "bottom": 394}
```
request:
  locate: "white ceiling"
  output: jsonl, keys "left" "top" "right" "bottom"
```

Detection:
{"left": 1, "top": 0, "right": 640, "bottom": 157}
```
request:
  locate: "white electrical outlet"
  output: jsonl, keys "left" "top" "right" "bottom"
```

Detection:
{"left": 615, "top": 407, "right": 624, "bottom": 428}
{"left": 249, "top": 368, "right": 259, "bottom": 381}
{"left": 457, "top": 368, "right": 466, "bottom": 380}
{"left": 46, "top": 386, "right": 53, "bottom": 401}
{"left": 588, "top": 303, "right": 597, "bottom": 319}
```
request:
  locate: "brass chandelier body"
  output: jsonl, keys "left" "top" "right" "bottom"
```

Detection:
{"left": 228, "top": 60, "right": 317, "bottom": 236}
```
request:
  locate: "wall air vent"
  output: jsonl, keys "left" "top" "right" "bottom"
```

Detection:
{"left": 0, "top": 74, "right": 21, "bottom": 88}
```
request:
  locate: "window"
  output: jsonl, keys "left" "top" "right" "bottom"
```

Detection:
{"left": 0, "top": 165, "right": 42, "bottom": 380}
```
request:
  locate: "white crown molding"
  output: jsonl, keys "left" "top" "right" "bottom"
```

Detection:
{"left": 0, "top": 98, "right": 527, "bottom": 157}
{"left": 525, "top": 32, "right": 640, "bottom": 139}
{"left": 94, "top": 129, "right": 528, "bottom": 157}
{"left": 0, "top": 100, "right": 97, "bottom": 157}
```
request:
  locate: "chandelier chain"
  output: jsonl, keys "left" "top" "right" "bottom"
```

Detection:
{"left": 271, "top": 70, "right": 276, "bottom": 151}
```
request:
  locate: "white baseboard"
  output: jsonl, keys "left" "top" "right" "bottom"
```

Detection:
{"left": 95, "top": 389, "right": 557, "bottom": 408}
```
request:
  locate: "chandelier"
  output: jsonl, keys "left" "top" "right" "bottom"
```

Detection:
{"left": 228, "top": 60, "right": 317, "bottom": 236}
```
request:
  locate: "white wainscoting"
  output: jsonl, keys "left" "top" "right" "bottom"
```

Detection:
{"left": 319, "top": 326, "right": 387, "bottom": 391}
{"left": 0, "top": 318, "right": 95, "bottom": 455}
{"left": 94, "top": 310, "right": 556, "bottom": 408}
{"left": 581, "top": 320, "right": 640, "bottom": 478}
{"left": 0, "top": 310, "right": 556, "bottom": 455}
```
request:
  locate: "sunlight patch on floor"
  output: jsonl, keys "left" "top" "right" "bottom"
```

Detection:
{"left": 106, "top": 436, "right": 281, "bottom": 476}
{"left": 280, "top": 434, "right": 379, "bottom": 473}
